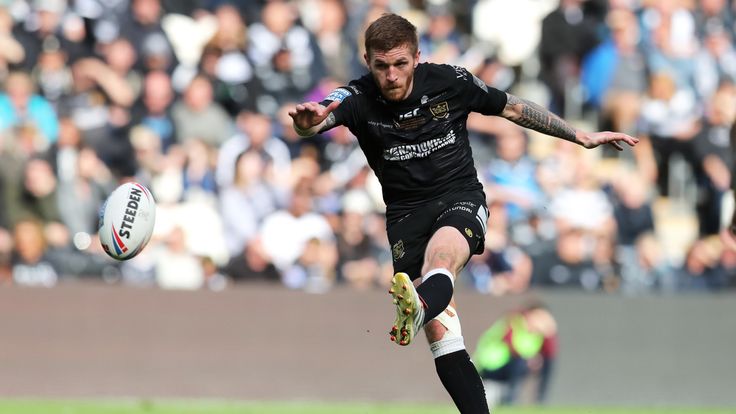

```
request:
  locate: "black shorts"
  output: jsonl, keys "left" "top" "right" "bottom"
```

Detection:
{"left": 386, "top": 191, "right": 489, "bottom": 281}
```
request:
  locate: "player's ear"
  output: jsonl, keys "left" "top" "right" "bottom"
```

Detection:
{"left": 363, "top": 52, "right": 370, "bottom": 67}
{"left": 414, "top": 49, "right": 420, "bottom": 68}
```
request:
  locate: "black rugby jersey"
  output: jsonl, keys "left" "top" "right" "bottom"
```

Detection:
{"left": 321, "top": 63, "right": 507, "bottom": 222}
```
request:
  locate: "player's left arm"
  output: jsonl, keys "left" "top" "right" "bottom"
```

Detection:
{"left": 500, "top": 93, "right": 639, "bottom": 151}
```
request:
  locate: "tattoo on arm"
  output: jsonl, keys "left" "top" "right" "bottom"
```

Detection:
{"left": 505, "top": 95, "right": 578, "bottom": 143}
{"left": 318, "top": 112, "right": 337, "bottom": 133}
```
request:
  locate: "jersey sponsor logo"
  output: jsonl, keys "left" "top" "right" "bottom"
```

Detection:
{"left": 430, "top": 101, "right": 449, "bottom": 119}
{"left": 368, "top": 120, "right": 394, "bottom": 128}
{"left": 394, "top": 107, "right": 426, "bottom": 130}
{"left": 383, "top": 130, "right": 457, "bottom": 161}
{"left": 398, "top": 108, "right": 420, "bottom": 121}
{"left": 325, "top": 87, "right": 352, "bottom": 102}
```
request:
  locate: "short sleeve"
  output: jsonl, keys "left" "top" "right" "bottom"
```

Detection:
{"left": 454, "top": 66, "right": 507, "bottom": 115}
{"left": 318, "top": 85, "right": 361, "bottom": 132}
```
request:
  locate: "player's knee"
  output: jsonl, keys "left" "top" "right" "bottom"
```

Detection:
{"left": 423, "top": 250, "right": 457, "bottom": 275}
{"left": 423, "top": 227, "right": 469, "bottom": 275}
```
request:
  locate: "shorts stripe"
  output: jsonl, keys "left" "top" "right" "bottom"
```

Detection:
{"left": 476, "top": 206, "right": 487, "bottom": 233}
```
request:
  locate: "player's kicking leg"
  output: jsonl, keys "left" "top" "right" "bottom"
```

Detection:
{"left": 388, "top": 272, "right": 425, "bottom": 345}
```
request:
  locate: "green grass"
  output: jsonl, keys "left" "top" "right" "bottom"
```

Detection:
{"left": 0, "top": 400, "right": 734, "bottom": 414}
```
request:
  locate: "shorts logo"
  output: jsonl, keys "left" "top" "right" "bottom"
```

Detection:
{"left": 392, "top": 240, "right": 405, "bottom": 260}
{"left": 430, "top": 101, "right": 449, "bottom": 119}
{"left": 465, "top": 227, "right": 473, "bottom": 238}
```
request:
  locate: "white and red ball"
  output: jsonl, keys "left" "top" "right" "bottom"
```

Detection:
{"left": 98, "top": 182, "right": 156, "bottom": 260}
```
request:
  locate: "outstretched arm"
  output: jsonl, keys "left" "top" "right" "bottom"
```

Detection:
{"left": 500, "top": 93, "right": 639, "bottom": 151}
{"left": 288, "top": 100, "right": 341, "bottom": 137}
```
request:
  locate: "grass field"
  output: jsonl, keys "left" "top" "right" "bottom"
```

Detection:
{"left": 0, "top": 400, "right": 735, "bottom": 414}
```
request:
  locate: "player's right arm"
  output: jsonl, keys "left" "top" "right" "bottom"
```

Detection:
{"left": 500, "top": 93, "right": 639, "bottom": 151}
{"left": 288, "top": 100, "right": 341, "bottom": 137}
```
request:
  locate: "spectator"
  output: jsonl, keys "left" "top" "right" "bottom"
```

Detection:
{"left": 219, "top": 147, "right": 286, "bottom": 257}
{"left": 73, "top": 0, "right": 130, "bottom": 46}
{"left": 259, "top": 180, "right": 337, "bottom": 291}
{"left": 484, "top": 122, "right": 542, "bottom": 225}
{"left": 101, "top": 38, "right": 143, "bottom": 103}
{"left": 130, "top": 124, "right": 164, "bottom": 187}
{"left": 637, "top": 71, "right": 702, "bottom": 196}
{"left": 247, "top": 0, "right": 326, "bottom": 110}
{"left": 222, "top": 237, "right": 281, "bottom": 284}
{"left": 609, "top": 170, "right": 664, "bottom": 293}
{"left": 216, "top": 110, "right": 291, "bottom": 189}
{"left": 694, "top": 23, "right": 736, "bottom": 100}
{"left": 11, "top": 218, "right": 59, "bottom": 287}
{"left": 530, "top": 228, "right": 606, "bottom": 291}
{"left": 131, "top": 70, "right": 177, "bottom": 152}
{"left": 580, "top": 8, "right": 647, "bottom": 136}
{"left": 539, "top": 0, "right": 600, "bottom": 115}
{"left": 693, "top": 0, "right": 733, "bottom": 40}
{"left": 549, "top": 156, "right": 615, "bottom": 238}
{"left": 119, "top": 0, "right": 177, "bottom": 73}
{"left": 202, "top": 4, "right": 265, "bottom": 115}
{"left": 474, "top": 301, "right": 558, "bottom": 406}
{"left": 419, "top": 4, "right": 464, "bottom": 65}
{"left": 59, "top": 57, "right": 135, "bottom": 168}
{"left": 0, "top": 7, "right": 25, "bottom": 79}
{"left": 171, "top": 74, "right": 232, "bottom": 148}
{"left": 307, "top": 0, "right": 356, "bottom": 83}
{"left": 693, "top": 84, "right": 735, "bottom": 236}
{"left": 641, "top": 1, "right": 698, "bottom": 92}
{"left": 181, "top": 138, "right": 217, "bottom": 203}
{"left": 335, "top": 189, "right": 383, "bottom": 289}
{"left": 155, "top": 225, "right": 204, "bottom": 290}
{"left": 31, "top": 35, "right": 73, "bottom": 107}
{"left": 677, "top": 235, "right": 735, "bottom": 292}
{"left": 55, "top": 144, "right": 114, "bottom": 237}
{"left": 6, "top": 157, "right": 61, "bottom": 227}
{"left": 13, "top": 0, "right": 67, "bottom": 70}
{"left": 0, "top": 71, "right": 58, "bottom": 144}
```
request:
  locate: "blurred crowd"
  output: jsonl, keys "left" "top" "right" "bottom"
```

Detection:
{"left": 0, "top": 0, "right": 734, "bottom": 294}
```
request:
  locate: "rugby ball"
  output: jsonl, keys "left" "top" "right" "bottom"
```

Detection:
{"left": 98, "top": 182, "right": 156, "bottom": 260}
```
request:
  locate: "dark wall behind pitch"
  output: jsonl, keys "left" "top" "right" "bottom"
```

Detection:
{"left": 0, "top": 284, "right": 734, "bottom": 406}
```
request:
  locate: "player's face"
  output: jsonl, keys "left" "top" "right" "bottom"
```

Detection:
{"left": 365, "top": 44, "right": 420, "bottom": 102}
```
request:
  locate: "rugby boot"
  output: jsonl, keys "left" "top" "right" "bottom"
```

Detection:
{"left": 388, "top": 272, "right": 425, "bottom": 346}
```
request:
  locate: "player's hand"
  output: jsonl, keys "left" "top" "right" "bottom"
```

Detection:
{"left": 579, "top": 131, "right": 640, "bottom": 151}
{"left": 288, "top": 100, "right": 340, "bottom": 132}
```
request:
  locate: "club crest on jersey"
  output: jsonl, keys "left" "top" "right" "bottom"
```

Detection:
{"left": 392, "top": 240, "right": 405, "bottom": 260}
{"left": 430, "top": 101, "right": 449, "bottom": 119}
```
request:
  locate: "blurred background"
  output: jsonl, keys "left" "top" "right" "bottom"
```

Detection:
{"left": 0, "top": 0, "right": 735, "bottom": 409}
